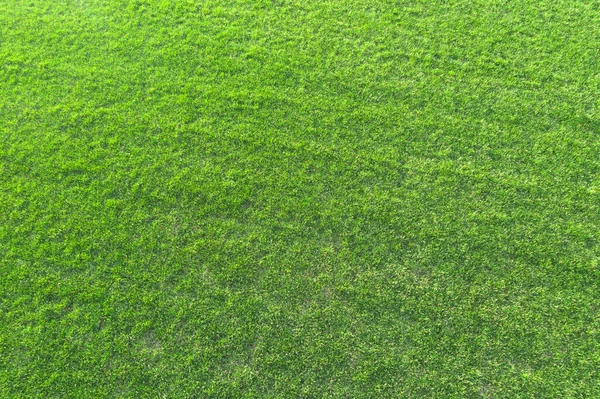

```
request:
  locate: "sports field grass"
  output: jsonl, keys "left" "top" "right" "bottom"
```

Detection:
{"left": 1, "top": 0, "right": 599, "bottom": 397}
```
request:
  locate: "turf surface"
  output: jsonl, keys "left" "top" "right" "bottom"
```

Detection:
{"left": 1, "top": 0, "right": 600, "bottom": 397}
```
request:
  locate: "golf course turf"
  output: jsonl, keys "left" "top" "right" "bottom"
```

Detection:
{"left": 1, "top": 0, "right": 599, "bottom": 397}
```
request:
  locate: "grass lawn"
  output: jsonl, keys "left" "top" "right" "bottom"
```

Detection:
{"left": 1, "top": 0, "right": 599, "bottom": 397}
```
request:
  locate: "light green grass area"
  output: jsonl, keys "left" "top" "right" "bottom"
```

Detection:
{"left": 1, "top": 0, "right": 599, "bottom": 397}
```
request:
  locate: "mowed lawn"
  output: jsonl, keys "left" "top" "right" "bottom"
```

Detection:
{"left": 1, "top": 0, "right": 599, "bottom": 397}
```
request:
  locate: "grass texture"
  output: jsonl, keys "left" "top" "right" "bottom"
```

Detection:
{"left": 1, "top": 0, "right": 600, "bottom": 397}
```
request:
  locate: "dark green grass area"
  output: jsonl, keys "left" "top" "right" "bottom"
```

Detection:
{"left": 1, "top": 0, "right": 600, "bottom": 397}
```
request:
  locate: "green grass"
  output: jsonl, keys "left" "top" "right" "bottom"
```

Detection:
{"left": 1, "top": 0, "right": 599, "bottom": 397}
